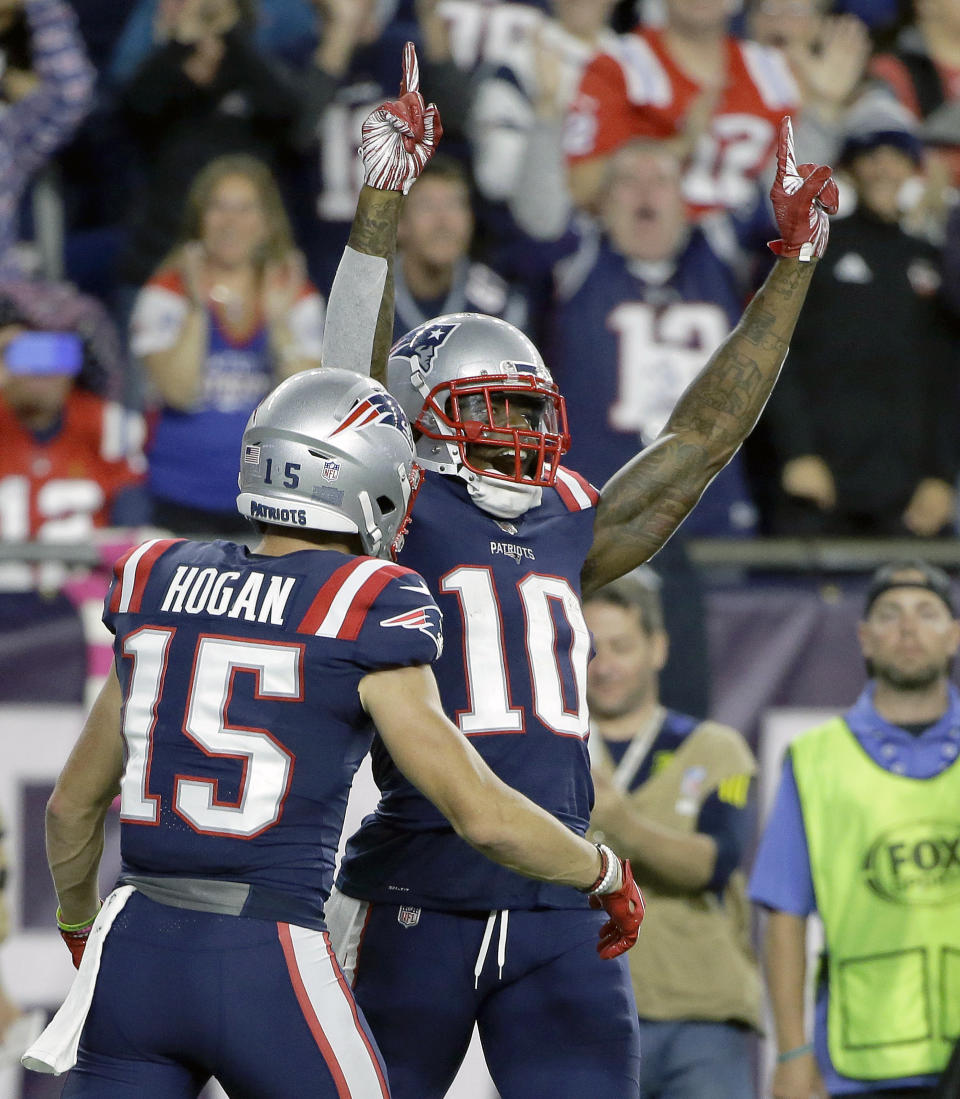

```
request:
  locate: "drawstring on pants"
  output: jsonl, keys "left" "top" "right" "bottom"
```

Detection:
{"left": 473, "top": 909, "right": 510, "bottom": 988}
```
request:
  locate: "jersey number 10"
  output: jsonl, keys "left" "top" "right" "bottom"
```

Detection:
{"left": 441, "top": 567, "right": 590, "bottom": 740}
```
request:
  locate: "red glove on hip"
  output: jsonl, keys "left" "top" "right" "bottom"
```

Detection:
{"left": 590, "top": 857, "right": 645, "bottom": 960}
{"left": 360, "top": 42, "right": 443, "bottom": 195}
{"left": 768, "top": 116, "right": 839, "bottom": 261}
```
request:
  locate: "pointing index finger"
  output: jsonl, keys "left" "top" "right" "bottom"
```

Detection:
{"left": 400, "top": 41, "right": 420, "bottom": 97}
{"left": 777, "top": 116, "right": 798, "bottom": 181}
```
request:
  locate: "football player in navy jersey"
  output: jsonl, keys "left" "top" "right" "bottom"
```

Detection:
{"left": 26, "top": 44, "right": 643, "bottom": 1099}
{"left": 326, "top": 118, "right": 840, "bottom": 1099}
{"left": 28, "top": 366, "right": 640, "bottom": 1098}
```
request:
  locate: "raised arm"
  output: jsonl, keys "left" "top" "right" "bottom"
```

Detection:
{"left": 582, "top": 118, "right": 838, "bottom": 598}
{"left": 1, "top": 0, "right": 95, "bottom": 183}
{"left": 320, "top": 42, "right": 442, "bottom": 384}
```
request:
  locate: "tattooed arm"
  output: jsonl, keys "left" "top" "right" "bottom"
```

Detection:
{"left": 581, "top": 258, "right": 816, "bottom": 598}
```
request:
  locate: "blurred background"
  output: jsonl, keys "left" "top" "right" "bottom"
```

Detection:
{"left": 2, "top": 0, "right": 960, "bottom": 1095}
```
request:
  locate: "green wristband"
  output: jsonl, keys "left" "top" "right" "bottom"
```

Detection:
{"left": 776, "top": 1043, "right": 813, "bottom": 1064}
{"left": 56, "top": 905, "right": 99, "bottom": 932}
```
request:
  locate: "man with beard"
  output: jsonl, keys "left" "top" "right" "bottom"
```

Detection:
{"left": 750, "top": 561, "right": 960, "bottom": 1099}
{"left": 391, "top": 155, "right": 529, "bottom": 340}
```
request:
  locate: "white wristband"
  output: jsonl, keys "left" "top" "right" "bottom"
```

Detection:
{"left": 589, "top": 844, "right": 623, "bottom": 896}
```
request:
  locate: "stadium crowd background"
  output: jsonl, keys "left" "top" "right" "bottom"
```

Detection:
{"left": 2, "top": 0, "right": 960, "bottom": 1095}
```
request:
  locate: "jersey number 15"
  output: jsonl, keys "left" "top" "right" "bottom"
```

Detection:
{"left": 119, "top": 629, "right": 302, "bottom": 838}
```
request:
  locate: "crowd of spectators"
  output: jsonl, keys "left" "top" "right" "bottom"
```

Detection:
{"left": 1, "top": 0, "right": 960, "bottom": 559}
{"left": 3, "top": 3, "right": 960, "bottom": 1091}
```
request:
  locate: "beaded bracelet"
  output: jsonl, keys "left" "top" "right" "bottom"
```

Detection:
{"left": 583, "top": 843, "right": 620, "bottom": 896}
{"left": 776, "top": 1043, "right": 813, "bottom": 1064}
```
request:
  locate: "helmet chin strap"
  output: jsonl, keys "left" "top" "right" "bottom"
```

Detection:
{"left": 459, "top": 468, "right": 542, "bottom": 518}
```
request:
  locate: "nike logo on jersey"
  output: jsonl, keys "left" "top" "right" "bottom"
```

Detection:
{"left": 489, "top": 541, "right": 535, "bottom": 564}
{"left": 160, "top": 565, "right": 296, "bottom": 625}
{"left": 399, "top": 580, "right": 432, "bottom": 597}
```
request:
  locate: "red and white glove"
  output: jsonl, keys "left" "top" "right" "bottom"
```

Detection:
{"left": 768, "top": 116, "right": 839, "bottom": 262}
{"left": 360, "top": 41, "right": 443, "bottom": 195}
{"left": 589, "top": 852, "right": 645, "bottom": 960}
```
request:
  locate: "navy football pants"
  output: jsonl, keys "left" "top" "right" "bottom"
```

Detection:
{"left": 61, "top": 891, "right": 389, "bottom": 1098}
{"left": 329, "top": 895, "right": 642, "bottom": 1099}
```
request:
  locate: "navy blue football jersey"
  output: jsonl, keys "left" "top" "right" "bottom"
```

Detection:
{"left": 546, "top": 224, "right": 756, "bottom": 536}
{"left": 392, "top": 258, "right": 530, "bottom": 343}
{"left": 337, "top": 467, "right": 598, "bottom": 910}
{"left": 102, "top": 538, "right": 442, "bottom": 928}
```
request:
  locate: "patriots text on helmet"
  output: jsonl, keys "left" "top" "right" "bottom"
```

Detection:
{"left": 236, "top": 368, "right": 417, "bottom": 558}
{"left": 248, "top": 501, "right": 309, "bottom": 526}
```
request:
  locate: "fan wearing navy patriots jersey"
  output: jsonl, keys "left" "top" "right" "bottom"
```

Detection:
{"left": 293, "top": 10, "right": 471, "bottom": 294}
{"left": 35, "top": 366, "right": 641, "bottom": 1098}
{"left": 545, "top": 140, "right": 757, "bottom": 538}
{"left": 328, "top": 117, "right": 840, "bottom": 1099}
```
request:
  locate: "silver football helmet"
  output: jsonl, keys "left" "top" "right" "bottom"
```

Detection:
{"left": 388, "top": 313, "right": 569, "bottom": 487}
{"left": 236, "top": 368, "right": 415, "bottom": 558}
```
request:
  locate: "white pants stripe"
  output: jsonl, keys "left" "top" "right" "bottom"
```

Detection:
{"left": 278, "top": 922, "right": 389, "bottom": 1099}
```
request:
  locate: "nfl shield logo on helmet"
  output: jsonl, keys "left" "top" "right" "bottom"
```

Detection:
{"left": 322, "top": 459, "right": 341, "bottom": 482}
{"left": 397, "top": 905, "right": 421, "bottom": 929}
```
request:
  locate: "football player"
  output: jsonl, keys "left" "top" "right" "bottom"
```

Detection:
{"left": 28, "top": 366, "right": 640, "bottom": 1097}
{"left": 25, "top": 46, "right": 642, "bottom": 1098}
{"left": 326, "top": 118, "right": 839, "bottom": 1098}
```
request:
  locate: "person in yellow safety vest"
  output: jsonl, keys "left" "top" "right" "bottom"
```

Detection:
{"left": 584, "top": 567, "right": 763, "bottom": 1098}
{"left": 750, "top": 560, "right": 960, "bottom": 1099}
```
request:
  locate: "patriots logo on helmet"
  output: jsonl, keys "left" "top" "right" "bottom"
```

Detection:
{"left": 379, "top": 604, "right": 443, "bottom": 659}
{"left": 391, "top": 321, "right": 460, "bottom": 376}
{"left": 333, "top": 391, "right": 412, "bottom": 445}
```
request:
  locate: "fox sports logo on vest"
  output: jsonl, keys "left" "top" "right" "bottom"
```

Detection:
{"left": 862, "top": 821, "right": 960, "bottom": 905}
